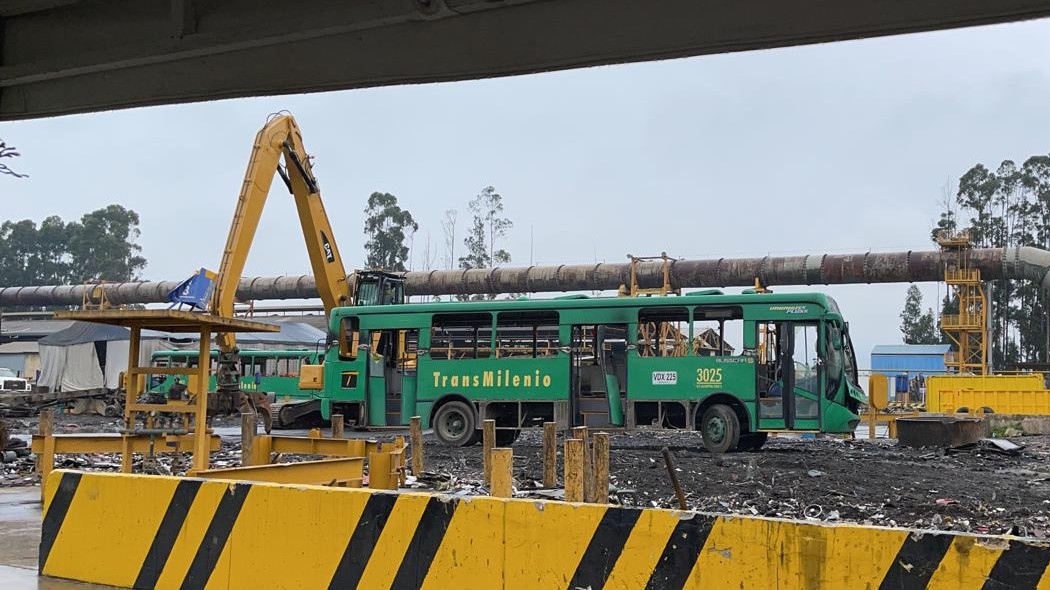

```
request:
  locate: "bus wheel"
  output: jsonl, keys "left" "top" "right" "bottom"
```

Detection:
{"left": 737, "top": 432, "right": 768, "bottom": 452}
{"left": 496, "top": 428, "right": 521, "bottom": 446}
{"left": 700, "top": 405, "right": 740, "bottom": 453}
{"left": 433, "top": 401, "right": 477, "bottom": 447}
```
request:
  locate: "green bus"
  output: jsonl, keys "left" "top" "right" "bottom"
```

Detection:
{"left": 149, "top": 349, "right": 323, "bottom": 425}
{"left": 309, "top": 289, "right": 865, "bottom": 452}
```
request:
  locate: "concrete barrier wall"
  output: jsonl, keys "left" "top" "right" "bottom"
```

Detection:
{"left": 41, "top": 470, "right": 1050, "bottom": 589}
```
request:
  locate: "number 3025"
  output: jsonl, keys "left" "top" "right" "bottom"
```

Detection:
{"left": 695, "top": 368, "right": 723, "bottom": 385}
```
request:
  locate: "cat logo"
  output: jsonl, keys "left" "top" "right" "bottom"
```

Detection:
{"left": 321, "top": 231, "right": 335, "bottom": 263}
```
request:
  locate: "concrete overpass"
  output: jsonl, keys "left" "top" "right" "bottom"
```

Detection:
{"left": 3, "top": 0, "right": 1050, "bottom": 121}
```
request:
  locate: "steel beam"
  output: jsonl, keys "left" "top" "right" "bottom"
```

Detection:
{"left": 30, "top": 433, "right": 221, "bottom": 454}
{"left": 194, "top": 456, "right": 365, "bottom": 486}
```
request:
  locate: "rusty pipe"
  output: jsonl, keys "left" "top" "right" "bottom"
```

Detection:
{"left": 2, "top": 247, "right": 1047, "bottom": 307}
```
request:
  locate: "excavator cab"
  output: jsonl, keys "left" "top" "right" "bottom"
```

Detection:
{"left": 294, "top": 270, "right": 406, "bottom": 423}
{"left": 353, "top": 271, "right": 405, "bottom": 306}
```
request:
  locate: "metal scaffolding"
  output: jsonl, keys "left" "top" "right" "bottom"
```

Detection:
{"left": 937, "top": 232, "right": 988, "bottom": 375}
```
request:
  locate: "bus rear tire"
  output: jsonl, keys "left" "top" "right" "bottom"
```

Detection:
{"left": 700, "top": 404, "right": 740, "bottom": 453}
{"left": 433, "top": 400, "right": 477, "bottom": 447}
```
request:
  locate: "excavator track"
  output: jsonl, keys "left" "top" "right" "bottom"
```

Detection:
{"left": 270, "top": 399, "right": 323, "bottom": 429}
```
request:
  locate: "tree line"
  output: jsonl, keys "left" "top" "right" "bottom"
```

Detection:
{"left": 900, "top": 152, "right": 1050, "bottom": 367}
{"left": 362, "top": 186, "right": 514, "bottom": 299}
{"left": 0, "top": 205, "right": 147, "bottom": 289}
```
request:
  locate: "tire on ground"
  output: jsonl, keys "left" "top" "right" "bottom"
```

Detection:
{"left": 700, "top": 404, "right": 741, "bottom": 453}
{"left": 432, "top": 400, "right": 478, "bottom": 447}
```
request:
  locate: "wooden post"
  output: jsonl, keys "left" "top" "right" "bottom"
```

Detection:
{"left": 542, "top": 422, "right": 557, "bottom": 488}
{"left": 125, "top": 327, "right": 141, "bottom": 424}
{"left": 393, "top": 436, "right": 407, "bottom": 485}
{"left": 331, "top": 414, "right": 345, "bottom": 439}
{"left": 120, "top": 434, "right": 133, "bottom": 473}
{"left": 572, "top": 425, "right": 589, "bottom": 446}
{"left": 491, "top": 448, "right": 513, "bottom": 498}
{"left": 410, "top": 416, "right": 424, "bottom": 475}
{"left": 241, "top": 412, "right": 256, "bottom": 467}
{"left": 564, "top": 438, "right": 585, "bottom": 502}
{"left": 593, "top": 432, "right": 610, "bottom": 504}
{"left": 574, "top": 426, "right": 594, "bottom": 502}
{"left": 483, "top": 419, "right": 495, "bottom": 485}
{"left": 37, "top": 409, "right": 55, "bottom": 493}
{"left": 190, "top": 327, "right": 211, "bottom": 474}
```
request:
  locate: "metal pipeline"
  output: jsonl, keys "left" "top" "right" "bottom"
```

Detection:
{"left": 3, "top": 247, "right": 1050, "bottom": 307}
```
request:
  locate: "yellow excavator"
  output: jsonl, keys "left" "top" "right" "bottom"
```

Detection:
{"left": 206, "top": 113, "right": 404, "bottom": 431}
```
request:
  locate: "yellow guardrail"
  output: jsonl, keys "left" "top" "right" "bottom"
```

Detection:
{"left": 40, "top": 470, "right": 1050, "bottom": 589}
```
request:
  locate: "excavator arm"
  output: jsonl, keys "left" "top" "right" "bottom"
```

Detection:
{"left": 213, "top": 114, "right": 351, "bottom": 350}
{"left": 206, "top": 113, "right": 406, "bottom": 430}
{"left": 208, "top": 114, "right": 352, "bottom": 430}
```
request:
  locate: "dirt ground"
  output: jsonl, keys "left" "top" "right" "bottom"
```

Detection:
{"left": 5, "top": 414, "right": 1049, "bottom": 537}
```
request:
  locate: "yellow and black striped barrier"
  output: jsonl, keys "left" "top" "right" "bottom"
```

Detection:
{"left": 41, "top": 470, "right": 1050, "bottom": 589}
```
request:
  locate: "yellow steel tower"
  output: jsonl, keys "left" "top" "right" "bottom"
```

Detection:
{"left": 937, "top": 231, "right": 988, "bottom": 375}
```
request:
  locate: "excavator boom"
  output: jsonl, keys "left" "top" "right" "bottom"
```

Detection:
{"left": 205, "top": 113, "right": 406, "bottom": 430}
{"left": 213, "top": 114, "right": 351, "bottom": 350}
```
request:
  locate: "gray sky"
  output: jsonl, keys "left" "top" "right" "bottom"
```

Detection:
{"left": 3, "top": 19, "right": 1050, "bottom": 365}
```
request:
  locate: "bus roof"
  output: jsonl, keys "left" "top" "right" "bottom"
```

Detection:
{"left": 150, "top": 349, "right": 315, "bottom": 358}
{"left": 332, "top": 291, "right": 840, "bottom": 319}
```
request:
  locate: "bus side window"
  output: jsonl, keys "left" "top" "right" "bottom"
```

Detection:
{"left": 638, "top": 307, "right": 689, "bottom": 357}
{"left": 692, "top": 307, "right": 743, "bottom": 357}
{"left": 339, "top": 317, "right": 360, "bottom": 360}
{"left": 430, "top": 313, "right": 493, "bottom": 360}
{"left": 496, "top": 311, "right": 559, "bottom": 358}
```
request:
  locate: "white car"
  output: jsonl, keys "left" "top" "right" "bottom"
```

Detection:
{"left": 0, "top": 368, "right": 31, "bottom": 392}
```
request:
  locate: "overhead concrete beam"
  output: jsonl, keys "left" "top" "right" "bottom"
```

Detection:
{"left": 3, "top": 0, "right": 1050, "bottom": 120}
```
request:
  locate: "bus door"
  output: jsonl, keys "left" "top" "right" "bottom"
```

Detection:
{"left": 789, "top": 323, "right": 822, "bottom": 431}
{"left": 571, "top": 325, "right": 625, "bottom": 427}
{"left": 366, "top": 328, "right": 419, "bottom": 427}
{"left": 756, "top": 321, "right": 822, "bottom": 431}
{"left": 597, "top": 325, "right": 626, "bottom": 426}
{"left": 569, "top": 325, "right": 585, "bottom": 425}
{"left": 365, "top": 330, "right": 387, "bottom": 426}
{"left": 398, "top": 330, "right": 419, "bottom": 424}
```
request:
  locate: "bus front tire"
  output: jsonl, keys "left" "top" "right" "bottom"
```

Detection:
{"left": 433, "top": 400, "right": 478, "bottom": 447}
{"left": 700, "top": 404, "right": 740, "bottom": 454}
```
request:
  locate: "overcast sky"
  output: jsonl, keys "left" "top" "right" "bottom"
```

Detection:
{"left": 3, "top": 19, "right": 1050, "bottom": 365}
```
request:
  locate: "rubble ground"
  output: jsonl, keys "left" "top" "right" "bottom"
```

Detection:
{"left": 5, "top": 415, "right": 1049, "bottom": 537}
